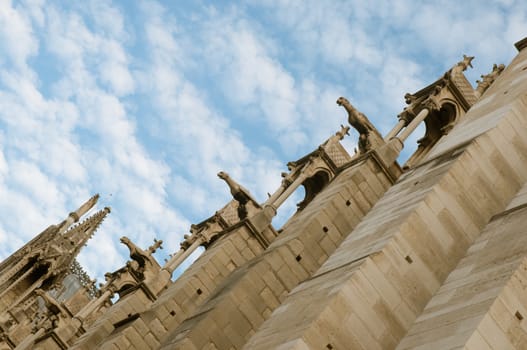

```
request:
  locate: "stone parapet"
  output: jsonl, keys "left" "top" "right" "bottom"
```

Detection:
{"left": 158, "top": 152, "right": 396, "bottom": 349}
{"left": 243, "top": 46, "right": 527, "bottom": 350}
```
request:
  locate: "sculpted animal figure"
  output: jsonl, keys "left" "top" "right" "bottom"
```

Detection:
{"left": 120, "top": 236, "right": 148, "bottom": 271}
{"left": 218, "top": 171, "right": 251, "bottom": 220}
{"left": 34, "top": 289, "right": 66, "bottom": 317}
{"left": 337, "top": 97, "right": 381, "bottom": 153}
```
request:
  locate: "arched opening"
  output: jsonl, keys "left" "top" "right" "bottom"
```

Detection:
{"left": 272, "top": 185, "right": 305, "bottom": 230}
{"left": 272, "top": 170, "right": 332, "bottom": 231}
{"left": 0, "top": 262, "right": 49, "bottom": 312}
{"left": 403, "top": 103, "right": 457, "bottom": 169}
{"left": 297, "top": 171, "right": 331, "bottom": 210}
{"left": 117, "top": 283, "right": 137, "bottom": 298}
{"left": 171, "top": 246, "right": 205, "bottom": 281}
{"left": 14, "top": 263, "right": 48, "bottom": 295}
{"left": 397, "top": 122, "right": 425, "bottom": 165}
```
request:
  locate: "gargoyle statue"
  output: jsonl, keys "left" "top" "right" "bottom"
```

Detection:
{"left": 218, "top": 171, "right": 251, "bottom": 220}
{"left": 119, "top": 236, "right": 150, "bottom": 274}
{"left": 32, "top": 289, "right": 67, "bottom": 332}
{"left": 337, "top": 97, "right": 382, "bottom": 153}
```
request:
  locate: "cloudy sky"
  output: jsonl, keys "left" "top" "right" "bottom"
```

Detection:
{"left": 0, "top": 0, "right": 525, "bottom": 283}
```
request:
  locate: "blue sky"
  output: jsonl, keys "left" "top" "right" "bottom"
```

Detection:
{"left": 0, "top": 0, "right": 525, "bottom": 282}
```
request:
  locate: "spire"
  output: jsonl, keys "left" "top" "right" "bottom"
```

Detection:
{"left": 57, "top": 194, "right": 100, "bottom": 234}
{"left": 64, "top": 207, "right": 111, "bottom": 257}
{"left": 0, "top": 195, "right": 101, "bottom": 278}
{"left": 33, "top": 207, "right": 111, "bottom": 291}
{"left": 0, "top": 198, "right": 109, "bottom": 335}
{"left": 74, "top": 193, "right": 100, "bottom": 219}
{"left": 39, "top": 207, "right": 111, "bottom": 276}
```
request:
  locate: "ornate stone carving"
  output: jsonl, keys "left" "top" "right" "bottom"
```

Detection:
{"left": 280, "top": 172, "right": 294, "bottom": 187}
{"left": 476, "top": 63, "right": 505, "bottom": 97}
{"left": 147, "top": 239, "right": 163, "bottom": 255}
{"left": 335, "top": 124, "right": 350, "bottom": 140}
{"left": 422, "top": 95, "right": 442, "bottom": 112}
{"left": 180, "top": 225, "right": 203, "bottom": 250}
{"left": 451, "top": 54, "right": 474, "bottom": 76}
{"left": 120, "top": 237, "right": 160, "bottom": 268}
{"left": 70, "top": 259, "right": 99, "bottom": 298}
{"left": 31, "top": 289, "right": 67, "bottom": 333}
{"left": 399, "top": 56, "right": 468, "bottom": 125}
{"left": 336, "top": 97, "right": 382, "bottom": 153}
{"left": 217, "top": 171, "right": 252, "bottom": 220}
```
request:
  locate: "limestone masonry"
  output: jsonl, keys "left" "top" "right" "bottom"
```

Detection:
{"left": 1, "top": 37, "right": 527, "bottom": 349}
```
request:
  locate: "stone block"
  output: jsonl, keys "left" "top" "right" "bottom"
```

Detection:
{"left": 464, "top": 330, "right": 493, "bottom": 350}
{"left": 133, "top": 317, "right": 150, "bottom": 336}
{"left": 123, "top": 328, "right": 149, "bottom": 350}
{"left": 238, "top": 299, "right": 265, "bottom": 329}
{"left": 261, "top": 269, "right": 286, "bottom": 298}
{"left": 477, "top": 313, "right": 516, "bottom": 350}
{"left": 144, "top": 332, "right": 160, "bottom": 349}
{"left": 149, "top": 317, "right": 167, "bottom": 340}
{"left": 276, "top": 264, "right": 299, "bottom": 291}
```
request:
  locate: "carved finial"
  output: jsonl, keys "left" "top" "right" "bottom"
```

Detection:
{"left": 181, "top": 233, "right": 196, "bottom": 250}
{"left": 72, "top": 194, "right": 100, "bottom": 220}
{"left": 452, "top": 54, "right": 474, "bottom": 75}
{"left": 462, "top": 54, "right": 474, "bottom": 69}
{"left": 335, "top": 124, "right": 350, "bottom": 139}
{"left": 148, "top": 239, "right": 163, "bottom": 254}
{"left": 404, "top": 93, "right": 416, "bottom": 105}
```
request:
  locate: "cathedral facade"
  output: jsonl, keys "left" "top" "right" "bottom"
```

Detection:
{"left": 1, "top": 37, "right": 527, "bottom": 349}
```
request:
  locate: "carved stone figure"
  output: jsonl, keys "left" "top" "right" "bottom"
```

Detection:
{"left": 218, "top": 171, "right": 251, "bottom": 220}
{"left": 119, "top": 236, "right": 152, "bottom": 275}
{"left": 476, "top": 63, "right": 505, "bottom": 96}
{"left": 336, "top": 97, "right": 381, "bottom": 153}
{"left": 31, "top": 289, "right": 67, "bottom": 332}
{"left": 34, "top": 289, "right": 66, "bottom": 317}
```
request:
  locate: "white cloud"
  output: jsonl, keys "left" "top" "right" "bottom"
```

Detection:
{"left": 87, "top": 0, "right": 127, "bottom": 40}
{"left": 504, "top": 6, "right": 527, "bottom": 45}
{"left": 0, "top": 1, "right": 187, "bottom": 282}
{"left": 0, "top": 143, "right": 7, "bottom": 178}
{"left": 19, "top": 0, "right": 45, "bottom": 27}
{"left": 11, "top": 160, "right": 62, "bottom": 205}
{"left": 0, "top": 0, "right": 38, "bottom": 73}
{"left": 98, "top": 40, "right": 135, "bottom": 96}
